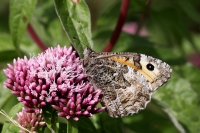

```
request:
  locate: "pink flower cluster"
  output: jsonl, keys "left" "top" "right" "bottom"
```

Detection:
{"left": 17, "top": 109, "right": 45, "bottom": 133}
{"left": 4, "top": 45, "right": 105, "bottom": 121}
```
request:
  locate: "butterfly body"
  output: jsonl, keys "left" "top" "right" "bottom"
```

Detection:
{"left": 83, "top": 47, "right": 172, "bottom": 117}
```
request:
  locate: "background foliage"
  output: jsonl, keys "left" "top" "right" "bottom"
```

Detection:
{"left": 1, "top": 0, "right": 200, "bottom": 132}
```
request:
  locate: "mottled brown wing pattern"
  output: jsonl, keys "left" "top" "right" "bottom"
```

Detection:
{"left": 83, "top": 47, "right": 172, "bottom": 117}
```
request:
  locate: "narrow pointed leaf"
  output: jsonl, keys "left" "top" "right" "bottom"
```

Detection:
{"left": 54, "top": 0, "right": 93, "bottom": 57}
{"left": 9, "top": 0, "right": 37, "bottom": 55}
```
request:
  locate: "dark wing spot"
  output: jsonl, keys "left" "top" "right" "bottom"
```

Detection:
{"left": 146, "top": 63, "right": 154, "bottom": 71}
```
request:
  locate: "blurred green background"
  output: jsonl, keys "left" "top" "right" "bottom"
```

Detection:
{"left": 1, "top": 0, "right": 200, "bottom": 133}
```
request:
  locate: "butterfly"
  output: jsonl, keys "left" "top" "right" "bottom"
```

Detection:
{"left": 83, "top": 47, "right": 172, "bottom": 117}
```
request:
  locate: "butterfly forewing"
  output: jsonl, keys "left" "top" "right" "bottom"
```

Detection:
{"left": 83, "top": 47, "right": 172, "bottom": 117}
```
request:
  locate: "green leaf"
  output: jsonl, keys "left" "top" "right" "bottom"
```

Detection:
{"left": 47, "top": 20, "right": 70, "bottom": 46}
{"left": 153, "top": 72, "right": 200, "bottom": 133}
{"left": 58, "top": 123, "right": 67, "bottom": 133}
{"left": 93, "top": 112, "right": 123, "bottom": 133}
{"left": 121, "top": 101, "right": 179, "bottom": 133}
{"left": 54, "top": 0, "right": 93, "bottom": 57}
{"left": 0, "top": 34, "right": 14, "bottom": 51}
{"left": 0, "top": 93, "right": 18, "bottom": 123}
{"left": 97, "top": 1, "right": 120, "bottom": 29}
{"left": 67, "top": 119, "right": 78, "bottom": 133}
{"left": 1, "top": 102, "right": 23, "bottom": 133}
{"left": 77, "top": 117, "right": 97, "bottom": 133}
{"left": 42, "top": 104, "right": 59, "bottom": 133}
{"left": 0, "top": 50, "right": 21, "bottom": 63}
{"left": 175, "top": 63, "right": 200, "bottom": 99}
{"left": 146, "top": 7, "right": 198, "bottom": 55}
{"left": 9, "top": 0, "right": 38, "bottom": 55}
{"left": 177, "top": 0, "right": 200, "bottom": 23}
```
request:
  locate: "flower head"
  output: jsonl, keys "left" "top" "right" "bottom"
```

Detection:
{"left": 4, "top": 45, "right": 105, "bottom": 121}
{"left": 17, "top": 108, "right": 45, "bottom": 133}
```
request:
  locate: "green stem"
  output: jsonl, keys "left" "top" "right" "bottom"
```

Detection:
{"left": 67, "top": 119, "right": 78, "bottom": 133}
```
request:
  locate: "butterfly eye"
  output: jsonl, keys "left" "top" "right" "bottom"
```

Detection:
{"left": 146, "top": 63, "right": 154, "bottom": 71}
